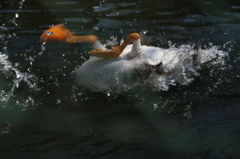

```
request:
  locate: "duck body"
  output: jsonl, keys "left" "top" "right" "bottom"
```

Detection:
{"left": 75, "top": 39, "right": 164, "bottom": 92}
{"left": 75, "top": 42, "right": 227, "bottom": 92}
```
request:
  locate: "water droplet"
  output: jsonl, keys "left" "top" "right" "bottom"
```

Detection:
{"left": 168, "top": 41, "right": 172, "bottom": 47}
{"left": 57, "top": 99, "right": 61, "bottom": 103}
{"left": 120, "top": 38, "right": 124, "bottom": 45}
{"left": 3, "top": 47, "right": 7, "bottom": 51}
{"left": 41, "top": 44, "right": 45, "bottom": 51}
{"left": 142, "top": 30, "right": 148, "bottom": 34}
{"left": 15, "top": 63, "right": 20, "bottom": 67}
{"left": 93, "top": 26, "right": 100, "bottom": 30}
{"left": 89, "top": 126, "right": 92, "bottom": 133}
{"left": 29, "top": 56, "right": 34, "bottom": 62}
{"left": 120, "top": 29, "right": 123, "bottom": 34}
{"left": 38, "top": 51, "right": 43, "bottom": 55}
{"left": 19, "top": 0, "right": 25, "bottom": 9}
{"left": 153, "top": 104, "right": 158, "bottom": 110}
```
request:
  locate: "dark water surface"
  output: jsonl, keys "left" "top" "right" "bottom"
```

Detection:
{"left": 1, "top": 0, "right": 240, "bottom": 158}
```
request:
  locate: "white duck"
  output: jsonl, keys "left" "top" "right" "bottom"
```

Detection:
{"left": 40, "top": 24, "right": 226, "bottom": 92}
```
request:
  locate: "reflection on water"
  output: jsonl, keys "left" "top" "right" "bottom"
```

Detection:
{"left": 0, "top": 0, "right": 240, "bottom": 158}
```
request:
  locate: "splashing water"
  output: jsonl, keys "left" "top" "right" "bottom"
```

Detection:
{"left": 0, "top": 52, "right": 38, "bottom": 106}
{"left": 146, "top": 44, "right": 228, "bottom": 91}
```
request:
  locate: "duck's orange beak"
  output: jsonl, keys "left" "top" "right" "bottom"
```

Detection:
{"left": 40, "top": 24, "right": 75, "bottom": 44}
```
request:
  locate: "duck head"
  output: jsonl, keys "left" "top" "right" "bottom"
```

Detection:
{"left": 40, "top": 24, "right": 98, "bottom": 44}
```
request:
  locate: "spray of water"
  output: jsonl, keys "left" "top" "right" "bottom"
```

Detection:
{"left": 0, "top": 0, "right": 39, "bottom": 108}
{"left": 146, "top": 44, "right": 228, "bottom": 91}
{"left": 0, "top": 52, "right": 39, "bottom": 106}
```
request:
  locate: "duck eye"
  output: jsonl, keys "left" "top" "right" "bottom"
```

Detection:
{"left": 47, "top": 31, "right": 54, "bottom": 36}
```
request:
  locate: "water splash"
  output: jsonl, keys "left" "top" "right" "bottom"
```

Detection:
{"left": 0, "top": 52, "right": 39, "bottom": 106}
{"left": 0, "top": 0, "right": 30, "bottom": 107}
{"left": 6, "top": 0, "right": 26, "bottom": 26}
{"left": 148, "top": 44, "right": 228, "bottom": 91}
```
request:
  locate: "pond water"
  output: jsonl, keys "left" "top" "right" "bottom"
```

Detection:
{"left": 1, "top": 0, "right": 240, "bottom": 158}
